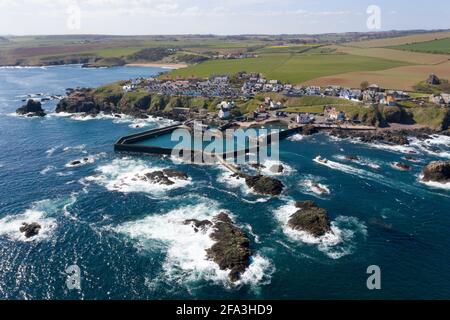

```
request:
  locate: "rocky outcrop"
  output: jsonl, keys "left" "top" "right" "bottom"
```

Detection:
{"left": 288, "top": 201, "right": 332, "bottom": 237}
{"left": 183, "top": 213, "right": 252, "bottom": 282}
{"left": 16, "top": 100, "right": 46, "bottom": 117}
{"left": 205, "top": 213, "right": 252, "bottom": 282}
{"left": 139, "top": 169, "right": 188, "bottom": 186}
{"left": 56, "top": 89, "right": 103, "bottom": 115}
{"left": 330, "top": 129, "right": 410, "bottom": 145}
{"left": 19, "top": 222, "right": 41, "bottom": 238}
{"left": 243, "top": 174, "right": 284, "bottom": 196}
{"left": 422, "top": 161, "right": 450, "bottom": 183}
{"left": 300, "top": 124, "right": 319, "bottom": 136}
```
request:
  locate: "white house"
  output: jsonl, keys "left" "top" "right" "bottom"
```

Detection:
{"left": 216, "top": 101, "right": 235, "bottom": 110}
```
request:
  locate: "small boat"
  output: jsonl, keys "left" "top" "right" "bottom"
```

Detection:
{"left": 344, "top": 155, "right": 359, "bottom": 161}
{"left": 391, "top": 162, "right": 411, "bottom": 171}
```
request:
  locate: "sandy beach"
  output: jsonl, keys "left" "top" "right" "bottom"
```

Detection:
{"left": 125, "top": 63, "right": 188, "bottom": 70}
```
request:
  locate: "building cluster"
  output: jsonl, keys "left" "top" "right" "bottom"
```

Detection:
{"left": 124, "top": 76, "right": 241, "bottom": 98}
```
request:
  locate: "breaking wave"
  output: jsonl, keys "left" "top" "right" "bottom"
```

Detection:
{"left": 115, "top": 200, "right": 273, "bottom": 288}
{"left": 85, "top": 157, "right": 191, "bottom": 195}
{"left": 419, "top": 175, "right": 450, "bottom": 191}
{"left": 0, "top": 197, "right": 74, "bottom": 242}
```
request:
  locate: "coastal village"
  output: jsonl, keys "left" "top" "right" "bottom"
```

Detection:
{"left": 116, "top": 72, "right": 450, "bottom": 128}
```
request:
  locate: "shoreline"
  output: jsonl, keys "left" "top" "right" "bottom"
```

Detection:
{"left": 125, "top": 63, "right": 188, "bottom": 70}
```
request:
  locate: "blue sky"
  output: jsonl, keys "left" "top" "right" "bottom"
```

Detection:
{"left": 0, "top": 0, "right": 449, "bottom": 35}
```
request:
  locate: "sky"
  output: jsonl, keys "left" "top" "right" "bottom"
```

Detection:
{"left": 0, "top": 0, "right": 449, "bottom": 35}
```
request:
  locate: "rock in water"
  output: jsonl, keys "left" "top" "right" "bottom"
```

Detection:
{"left": 422, "top": 161, "right": 450, "bottom": 183}
{"left": 244, "top": 174, "right": 284, "bottom": 196}
{"left": 16, "top": 100, "right": 46, "bottom": 117}
{"left": 162, "top": 169, "right": 189, "bottom": 180}
{"left": 141, "top": 169, "right": 189, "bottom": 186}
{"left": 184, "top": 219, "right": 213, "bottom": 233}
{"left": 143, "top": 171, "right": 175, "bottom": 185}
{"left": 205, "top": 213, "right": 251, "bottom": 282}
{"left": 288, "top": 201, "right": 332, "bottom": 237}
{"left": 19, "top": 222, "right": 42, "bottom": 238}
{"left": 269, "top": 164, "right": 284, "bottom": 173}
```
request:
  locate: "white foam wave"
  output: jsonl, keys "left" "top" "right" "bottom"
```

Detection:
{"left": 0, "top": 198, "right": 69, "bottom": 242}
{"left": 0, "top": 66, "right": 47, "bottom": 69}
{"left": 258, "top": 159, "right": 295, "bottom": 176}
{"left": 409, "top": 137, "right": 450, "bottom": 159}
{"left": 314, "top": 156, "right": 384, "bottom": 181}
{"left": 274, "top": 201, "right": 367, "bottom": 259}
{"left": 86, "top": 157, "right": 191, "bottom": 195}
{"left": 365, "top": 143, "right": 418, "bottom": 154}
{"left": 287, "top": 134, "right": 304, "bottom": 142}
{"left": 419, "top": 175, "right": 450, "bottom": 191}
{"left": 335, "top": 155, "right": 381, "bottom": 170}
{"left": 63, "top": 144, "right": 86, "bottom": 153}
{"left": 65, "top": 153, "right": 105, "bottom": 168}
{"left": 40, "top": 165, "right": 56, "bottom": 175}
{"left": 116, "top": 201, "right": 272, "bottom": 287}
{"left": 58, "top": 112, "right": 174, "bottom": 128}
{"left": 302, "top": 179, "right": 331, "bottom": 196}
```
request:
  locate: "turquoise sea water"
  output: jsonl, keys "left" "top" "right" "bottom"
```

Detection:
{"left": 0, "top": 65, "right": 449, "bottom": 300}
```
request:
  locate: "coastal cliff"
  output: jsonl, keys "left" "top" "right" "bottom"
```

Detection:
{"left": 56, "top": 82, "right": 450, "bottom": 131}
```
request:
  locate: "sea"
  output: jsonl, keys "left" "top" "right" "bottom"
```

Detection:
{"left": 0, "top": 65, "right": 449, "bottom": 300}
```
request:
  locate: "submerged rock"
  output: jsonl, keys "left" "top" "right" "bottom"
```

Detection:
{"left": 422, "top": 161, "right": 450, "bottom": 183}
{"left": 16, "top": 100, "right": 46, "bottom": 117}
{"left": 244, "top": 174, "right": 284, "bottom": 196}
{"left": 19, "top": 222, "right": 42, "bottom": 238}
{"left": 205, "top": 213, "right": 252, "bottom": 282}
{"left": 288, "top": 201, "right": 332, "bottom": 237}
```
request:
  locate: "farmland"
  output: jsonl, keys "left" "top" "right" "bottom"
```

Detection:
{"left": 390, "top": 38, "right": 450, "bottom": 54}
{"left": 347, "top": 31, "right": 450, "bottom": 48}
{"left": 303, "top": 61, "right": 450, "bottom": 91}
{"left": 167, "top": 52, "right": 408, "bottom": 84}
{"left": 2, "top": 31, "right": 450, "bottom": 91}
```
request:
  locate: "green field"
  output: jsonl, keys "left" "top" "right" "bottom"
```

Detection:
{"left": 168, "top": 53, "right": 409, "bottom": 84}
{"left": 390, "top": 38, "right": 450, "bottom": 54}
